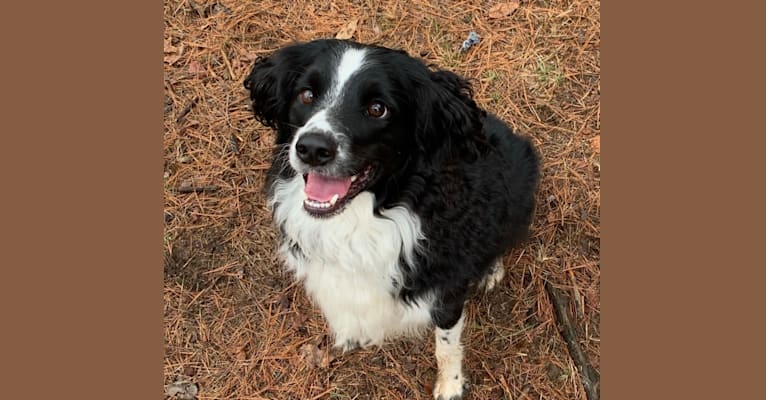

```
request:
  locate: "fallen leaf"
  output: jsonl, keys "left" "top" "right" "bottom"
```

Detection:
{"left": 188, "top": 0, "right": 206, "bottom": 17}
{"left": 336, "top": 18, "right": 360, "bottom": 40}
{"left": 590, "top": 135, "right": 600, "bottom": 153}
{"left": 164, "top": 43, "right": 184, "bottom": 65}
{"left": 182, "top": 366, "right": 196, "bottom": 377}
{"left": 238, "top": 48, "right": 256, "bottom": 61}
{"left": 187, "top": 60, "right": 205, "bottom": 74}
{"left": 488, "top": 1, "right": 520, "bottom": 19}
{"left": 235, "top": 345, "right": 247, "bottom": 362}
{"left": 298, "top": 343, "right": 331, "bottom": 368}
{"left": 547, "top": 212, "right": 556, "bottom": 223}
{"left": 165, "top": 376, "right": 199, "bottom": 400}
{"left": 164, "top": 37, "right": 176, "bottom": 54}
{"left": 288, "top": 310, "right": 308, "bottom": 330}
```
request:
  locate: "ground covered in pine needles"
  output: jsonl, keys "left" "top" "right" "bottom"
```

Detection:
{"left": 164, "top": 0, "right": 600, "bottom": 398}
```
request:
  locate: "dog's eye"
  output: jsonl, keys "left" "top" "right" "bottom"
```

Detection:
{"left": 367, "top": 101, "right": 388, "bottom": 119}
{"left": 298, "top": 89, "right": 314, "bottom": 105}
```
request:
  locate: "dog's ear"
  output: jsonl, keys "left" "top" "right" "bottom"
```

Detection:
{"left": 243, "top": 41, "right": 328, "bottom": 132}
{"left": 415, "top": 69, "right": 486, "bottom": 161}
{"left": 243, "top": 54, "right": 283, "bottom": 129}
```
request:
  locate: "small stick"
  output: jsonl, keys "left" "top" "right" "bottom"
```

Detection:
{"left": 545, "top": 282, "right": 600, "bottom": 400}
{"left": 229, "top": 133, "right": 240, "bottom": 154}
{"left": 220, "top": 47, "right": 236, "bottom": 81}
{"left": 176, "top": 97, "right": 199, "bottom": 123}
{"left": 176, "top": 185, "right": 220, "bottom": 194}
{"left": 245, "top": 163, "right": 272, "bottom": 171}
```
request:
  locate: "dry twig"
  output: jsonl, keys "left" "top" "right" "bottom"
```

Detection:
{"left": 545, "top": 282, "right": 600, "bottom": 400}
{"left": 176, "top": 97, "right": 199, "bottom": 123}
{"left": 176, "top": 185, "right": 220, "bottom": 194}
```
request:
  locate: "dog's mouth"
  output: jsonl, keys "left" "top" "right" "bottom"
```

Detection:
{"left": 302, "top": 165, "right": 375, "bottom": 217}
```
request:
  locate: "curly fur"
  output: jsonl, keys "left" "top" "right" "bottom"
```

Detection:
{"left": 244, "top": 39, "right": 540, "bottom": 399}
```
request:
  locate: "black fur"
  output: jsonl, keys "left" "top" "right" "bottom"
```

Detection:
{"left": 244, "top": 39, "right": 540, "bottom": 330}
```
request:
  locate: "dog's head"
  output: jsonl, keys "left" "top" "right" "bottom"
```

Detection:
{"left": 244, "top": 39, "right": 484, "bottom": 217}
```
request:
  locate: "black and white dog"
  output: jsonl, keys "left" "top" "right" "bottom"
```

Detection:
{"left": 244, "top": 39, "right": 539, "bottom": 400}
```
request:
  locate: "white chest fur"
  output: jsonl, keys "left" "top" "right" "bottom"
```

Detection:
{"left": 269, "top": 175, "right": 434, "bottom": 348}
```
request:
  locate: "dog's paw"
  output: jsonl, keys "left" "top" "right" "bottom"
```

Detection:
{"left": 332, "top": 339, "right": 361, "bottom": 355}
{"left": 434, "top": 373, "right": 470, "bottom": 400}
{"left": 480, "top": 260, "right": 506, "bottom": 293}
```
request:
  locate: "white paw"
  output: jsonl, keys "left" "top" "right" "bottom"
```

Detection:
{"left": 332, "top": 335, "right": 375, "bottom": 354}
{"left": 332, "top": 338, "right": 360, "bottom": 353}
{"left": 434, "top": 373, "right": 469, "bottom": 400}
{"left": 482, "top": 261, "right": 506, "bottom": 292}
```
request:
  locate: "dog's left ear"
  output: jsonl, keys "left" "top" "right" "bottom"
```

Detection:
{"left": 415, "top": 70, "right": 486, "bottom": 160}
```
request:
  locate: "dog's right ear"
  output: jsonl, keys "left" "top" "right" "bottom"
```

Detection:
{"left": 243, "top": 54, "right": 281, "bottom": 129}
{"left": 243, "top": 41, "right": 329, "bottom": 130}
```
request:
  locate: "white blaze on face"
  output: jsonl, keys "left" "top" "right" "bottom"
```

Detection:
{"left": 328, "top": 47, "right": 368, "bottom": 105}
{"left": 290, "top": 47, "right": 369, "bottom": 172}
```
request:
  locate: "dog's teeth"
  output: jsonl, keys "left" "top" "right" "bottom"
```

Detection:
{"left": 350, "top": 175, "right": 357, "bottom": 182}
{"left": 304, "top": 197, "right": 342, "bottom": 210}
{"left": 305, "top": 198, "right": 334, "bottom": 209}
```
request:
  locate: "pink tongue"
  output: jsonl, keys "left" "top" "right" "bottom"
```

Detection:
{"left": 304, "top": 173, "right": 352, "bottom": 202}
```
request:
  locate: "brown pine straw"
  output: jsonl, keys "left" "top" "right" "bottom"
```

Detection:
{"left": 164, "top": 0, "right": 600, "bottom": 399}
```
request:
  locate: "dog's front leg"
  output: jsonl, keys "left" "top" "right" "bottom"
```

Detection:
{"left": 433, "top": 310, "right": 469, "bottom": 400}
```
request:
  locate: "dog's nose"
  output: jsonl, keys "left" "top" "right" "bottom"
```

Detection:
{"left": 295, "top": 133, "right": 337, "bottom": 166}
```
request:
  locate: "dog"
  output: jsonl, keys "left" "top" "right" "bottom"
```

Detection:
{"left": 244, "top": 39, "right": 539, "bottom": 400}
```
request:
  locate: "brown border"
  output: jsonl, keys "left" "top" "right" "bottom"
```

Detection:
{"left": 4, "top": 1, "right": 764, "bottom": 399}
{"left": 2, "top": 2, "right": 160, "bottom": 399}
{"left": 604, "top": 2, "right": 766, "bottom": 399}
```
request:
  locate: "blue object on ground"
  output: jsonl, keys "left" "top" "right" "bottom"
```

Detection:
{"left": 461, "top": 31, "right": 481, "bottom": 52}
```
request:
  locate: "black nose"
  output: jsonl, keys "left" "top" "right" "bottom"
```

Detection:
{"left": 295, "top": 133, "right": 337, "bottom": 166}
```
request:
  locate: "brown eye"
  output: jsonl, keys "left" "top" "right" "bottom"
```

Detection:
{"left": 298, "top": 89, "right": 314, "bottom": 104}
{"left": 367, "top": 101, "right": 388, "bottom": 118}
